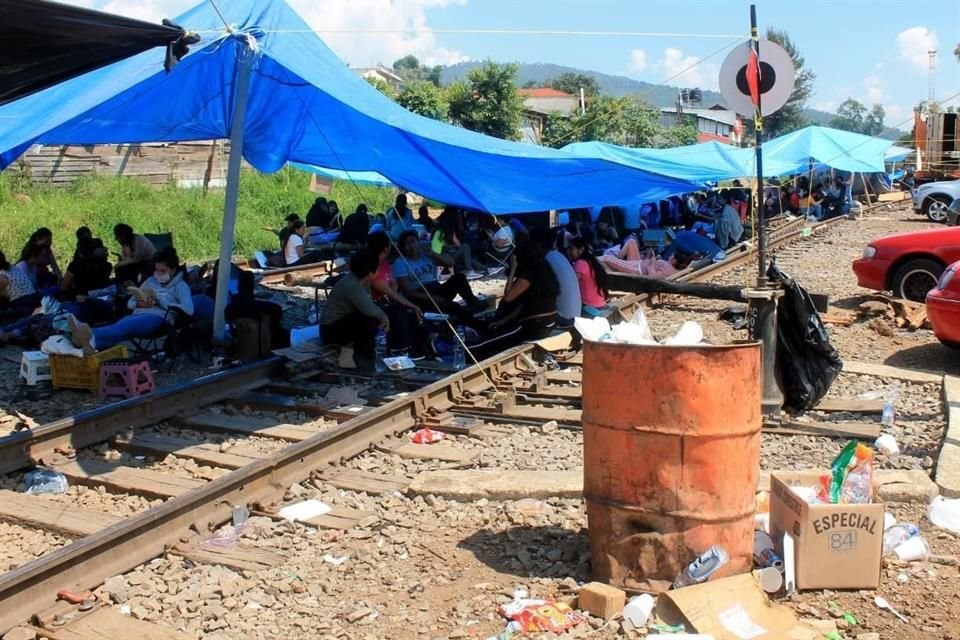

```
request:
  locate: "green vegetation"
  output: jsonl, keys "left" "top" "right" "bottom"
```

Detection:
{"left": 0, "top": 168, "right": 395, "bottom": 264}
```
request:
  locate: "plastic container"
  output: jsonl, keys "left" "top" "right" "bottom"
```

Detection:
{"left": 894, "top": 535, "right": 929, "bottom": 561}
{"left": 374, "top": 329, "right": 387, "bottom": 373}
{"left": 622, "top": 594, "right": 655, "bottom": 627}
{"left": 673, "top": 546, "right": 729, "bottom": 588}
{"left": 582, "top": 340, "right": 761, "bottom": 592}
{"left": 881, "top": 384, "right": 900, "bottom": 427}
{"left": 928, "top": 496, "right": 960, "bottom": 534}
{"left": 753, "top": 530, "right": 784, "bottom": 570}
{"left": 453, "top": 326, "right": 466, "bottom": 370}
{"left": 883, "top": 523, "right": 920, "bottom": 555}
{"left": 49, "top": 345, "right": 128, "bottom": 393}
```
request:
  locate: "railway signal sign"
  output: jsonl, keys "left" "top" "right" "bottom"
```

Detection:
{"left": 719, "top": 39, "right": 795, "bottom": 117}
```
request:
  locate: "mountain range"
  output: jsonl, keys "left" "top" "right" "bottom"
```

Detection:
{"left": 440, "top": 61, "right": 903, "bottom": 137}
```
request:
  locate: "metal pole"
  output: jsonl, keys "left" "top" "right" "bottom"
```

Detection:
{"left": 212, "top": 42, "right": 253, "bottom": 343}
{"left": 747, "top": 3, "right": 783, "bottom": 416}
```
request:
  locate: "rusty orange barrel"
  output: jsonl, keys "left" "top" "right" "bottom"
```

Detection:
{"left": 582, "top": 340, "right": 762, "bottom": 592}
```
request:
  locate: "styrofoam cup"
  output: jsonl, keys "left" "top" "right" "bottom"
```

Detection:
{"left": 875, "top": 434, "right": 900, "bottom": 456}
{"left": 622, "top": 594, "right": 655, "bottom": 627}
{"left": 756, "top": 567, "right": 783, "bottom": 593}
{"left": 894, "top": 535, "right": 929, "bottom": 561}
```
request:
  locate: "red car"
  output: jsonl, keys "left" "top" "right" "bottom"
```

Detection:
{"left": 852, "top": 227, "right": 960, "bottom": 301}
{"left": 927, "top": 261, "right": 960, "bottom": 348}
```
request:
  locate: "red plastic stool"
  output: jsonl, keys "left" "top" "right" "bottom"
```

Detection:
{"left": 98, "top": 359, "right": 154, "bottom": 401}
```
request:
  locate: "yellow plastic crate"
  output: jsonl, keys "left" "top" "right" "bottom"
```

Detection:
{"left": 49, "top": 345, "right": 129, "bottom": 393}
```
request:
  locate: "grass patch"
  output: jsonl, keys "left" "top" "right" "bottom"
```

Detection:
{"left": 0, "top": 168, "right": 395, "bottom": 264}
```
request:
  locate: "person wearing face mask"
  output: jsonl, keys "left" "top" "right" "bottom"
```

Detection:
{"left": 68, "top": 246, "right": 194, "bottom": 354}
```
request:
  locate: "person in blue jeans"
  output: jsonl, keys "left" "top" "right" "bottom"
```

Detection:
{"left": 68, "top": 246, "right": 194, "bottom": 354}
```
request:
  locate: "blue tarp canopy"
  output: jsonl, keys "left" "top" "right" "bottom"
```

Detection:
{"left": 0, "top": 0, "right": 696, "bottom": 213}
{"left": 562, "top": 140, "right": 801, "bottom": 183}
{"left": 762, "top": 126, "right": 894, "bottom": 174}
{"left": 290, "top": 163, "right": 393, "bottom": 188}
{"left": 884, "top": 145, "right": 912, "bottom": 163}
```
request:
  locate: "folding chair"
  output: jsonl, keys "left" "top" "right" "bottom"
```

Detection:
{"left": 144, "top": 232, "right": 174, "bottom": 253}
{"left": 130, "top": 308, "right": 202, "bottom": 370}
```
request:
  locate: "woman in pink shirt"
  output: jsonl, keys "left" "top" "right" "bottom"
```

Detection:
{"left": 367, "top": 231, "right": 423, "bottom": 354}
{"left": 566, "top": 238, "right": 609, "bottom": 315}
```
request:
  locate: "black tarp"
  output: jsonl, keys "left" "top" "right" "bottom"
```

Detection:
{"left": 0, "top": 0, "right": 196, "bottom": 107}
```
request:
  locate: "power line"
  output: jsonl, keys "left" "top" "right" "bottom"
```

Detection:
{"left": 199, "top": 27, "right": 745, "bottom": 38}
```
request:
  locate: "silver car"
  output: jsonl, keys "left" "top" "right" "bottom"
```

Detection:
{"left": 913, "top": 180, "right": 960, "bottom": 223}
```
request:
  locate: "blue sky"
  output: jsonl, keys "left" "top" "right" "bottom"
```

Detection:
{"left": 67, "top": 0, "right": 960, "bottom": 128}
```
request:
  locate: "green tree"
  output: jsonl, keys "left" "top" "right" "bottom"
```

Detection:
{"left": 365, "top": 76, "right": 396, "bottom": 99}
{"left": 761, "top": 28, "right": 815, "bottom": 138}
{"left": 830, "top": 98, "right": 885, "bottom": 135}
{"left": 392, "top": 55, "right": 442, "bottom": 86}
{"left": 396, "top": 80, "right": 449, "bottom": 121}
{"left": 542, "top": 95, "right": 693, "bottom": 148}
{"left": 546, "top": 72, "right": 601, "bottom": 98}
{"left": 446, "top": 61, "right": 523, "bottom": 140}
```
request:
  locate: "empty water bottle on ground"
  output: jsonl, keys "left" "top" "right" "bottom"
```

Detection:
{"left": 452, "top": 326, "right": 466, "bottom": 370}
{"left": 883, "top": 523, "right": 920, "bottom": 555}
{"left": 24, "top": 468, "right": 69, "bottom": 495}
{"left": 673, "top": 546, "right": 729, "bottom": 588}
{"left": 881, "top": 384, "right": 900, "bottom": 427}
{"left": 374, "top": 328, "right": 387, "bottom": 373}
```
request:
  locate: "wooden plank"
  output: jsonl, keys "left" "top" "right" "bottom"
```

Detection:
{"left": 176, "top": 546, "right": 285, "bottom": 572}
{"left": 380, "top": 442, "right": 478, "bottom": 463}
{"left": 460, "top": 403, "right": 582, "bottom": 425}
{"left": 842, "top": 360, "right": 943, "bottom": 384}
{"left": 115, "top": 434, "right": 261, "bottom": 470}
{"left": 814, "top": 397, "right": 884, "bottom": 414}
{"left": 54, "top": 460, "right": 204, "bottom": 499}
{"left": 177, "top": 412, "right": 322, "bottom": 442}
{"left": 316, "top": 468, "right": 411, "bottom": 494}
{"left": 763, "top": 419, "right": 880, "bottom": 439}
{"left": 49, "top": 607, "right": 192, "bottom": 640}
{"left": 521, "top": 385, "right": 582, "bottom": 401}
{"left": 545, "top": 370, "right": 582, "bottom": 382}
{"left": 0, "top": 490, "right": 122, "bottom": 537}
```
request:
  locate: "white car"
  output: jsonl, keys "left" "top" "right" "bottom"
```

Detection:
{"left": 913, "top": 180, "right": 960, "bottom": 223}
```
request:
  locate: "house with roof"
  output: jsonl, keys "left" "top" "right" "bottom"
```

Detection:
{"left": 353, "top": 65, "right": 404, "bottom": 92}
{"left": 519, "top": 87, "right": 581, "bottom": 145}
{"left": 660, "top": 104, "right": 743, "bottom": 145}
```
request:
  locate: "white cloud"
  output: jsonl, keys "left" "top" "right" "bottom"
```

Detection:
{"left": 652, "top": 47, "right": 718, "bottom": 90}
{"left": 896, "top": 27, "right": 938, "bottom": 72}
{"left": 863, "top": 76, "right": 884, "bottom": 103}
{"left": 629, "top": 49, "right": 648, "bottom": 72}
{"left": 61, "top": 0, "right": 467, "bottom": 68}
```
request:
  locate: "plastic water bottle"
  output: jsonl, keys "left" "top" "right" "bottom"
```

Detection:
{"left": 883, "top": 523, "right": 920, "bottom": 555}
{"left": 673, "top": 546, "right": 729, "bottom": 588}
{"left": 881, "top": 384, "right": 900, "bottom": 427}
{"left": 452, "top": 326, "right": 466, "bottom": 370}
{"left": 374, "top": 328, "right": 387, "bottom": 373}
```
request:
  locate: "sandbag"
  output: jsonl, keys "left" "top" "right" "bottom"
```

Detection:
{"left": 768, "top": 262, "right": 842, "bottom": 410}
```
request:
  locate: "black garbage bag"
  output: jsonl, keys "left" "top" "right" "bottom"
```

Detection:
{"left": 768, "top": 261, "right": 843, "bottom": 410}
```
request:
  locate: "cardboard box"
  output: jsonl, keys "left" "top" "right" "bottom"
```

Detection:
{"left": 769, "top": 471, "right": 883, "bottom": 590}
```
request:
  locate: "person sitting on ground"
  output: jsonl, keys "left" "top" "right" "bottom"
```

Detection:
{"left": 800, "top": 183, "right": 825, "bottom": 221}
{"left": 393, "top": 230, "right": 483, "bottom": 329}
{"left": 532, "top": 228, "right": 580, "bottom": 329}
{"left": 712, "top": 191, "right": 745, "bottom": 250}
{"left": 566, "top": 237, "right": 609, "bottom": 316}
{"left": 68, "top": 246, "right": 193, "bottom": 354}
{"left": 278, "top": 213, "right": 300, "bottom": 250}
{"left": 334, "top": 204, "right": 371, "bottom": 253}
{"left": 305, "top": 197, "right": 335, "bottom": 230}
{"left": 385, "top": 194, "right": 415, "bottom": 242}
{"left": 416, "top": 205, "right": 435, "bottom": 236}
{"left": 468, "top": 238, "right": 558, "bottom": 359}
{"left": 0, "top": 249, "right": 40, "bottom": 314}
{"left": 20, "top": 227, "right": 61, "bottom": 291}
{"left": 321, "top": 250, "right": 389, "bottom": 369}
{"left": 113, "top": 223, "right": 156, "bottom": 285}
{"left": 327, "top": 200, "right": 341, "bottom": 227}
{"left": 594, "top": 219, "right": 619, "bottom": 251}
{"left": 61, "top": 236, "right": 113, "bottom": 297}
{"left": 598, "top": 235, "right": 695, "bottom": 279}
{"left": 432, "top": 207, "right": 486, "bottom": 278}
{"left": 283, "top": 221, "right": 324, "bottom": 267}
{"left": 73, "top": 226, "right": 93, "bottom": 259}
{"left": 368, "top": 231, "right": 423, "bottom": 354}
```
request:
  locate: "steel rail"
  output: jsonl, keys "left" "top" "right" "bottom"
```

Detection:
{"left": 0, "top": 357, "right": 286, "bottom": 476}
{"left": 0, "top": 344, "right": 533, "bottom": 633}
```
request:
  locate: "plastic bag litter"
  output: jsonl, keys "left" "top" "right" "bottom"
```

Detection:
{"left": 768, "top": 262, "right": 842, "bottom": 410}
{"left": 24, "top": 468, "right": 68, "bottom": 494}
{"left": 575, "top": 309, "right": 704, "bottom": 346}
{"left": 277, "top": 499, "right": 332, "bottom": 522}
{"left": 928, "top": 496, "right": 960, "bottom": 534}
{"left": 411, "top": 428, "right": 445, "bottom": 444}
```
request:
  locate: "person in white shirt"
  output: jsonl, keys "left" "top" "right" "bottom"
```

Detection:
{"left": 284, "top": 221, "right": 308, "bottom": 266}
{"left": 385, "top": 194, "right": 415, "bottom": 242}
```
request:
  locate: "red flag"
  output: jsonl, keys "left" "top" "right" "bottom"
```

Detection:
{"left": 747, "top": 48, "right": 760, "bottom": 106}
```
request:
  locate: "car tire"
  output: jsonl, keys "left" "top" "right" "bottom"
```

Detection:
{"left": 891, "top": 258, "right": 944, "bottom": 302}
{"left": 938, "top": 338, "right": 960, "bottom": 350}
{"left": 922, "top": 195, "right": 951, "bottom": 223}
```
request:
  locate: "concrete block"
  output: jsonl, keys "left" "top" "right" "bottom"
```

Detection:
{"left": 937, "top": 376, "right": 960, "bottom": 498}
{"left": 876, "top": 470, "right": 939, "bottom": 504}
{"left": 407, "top": 469, "right": 582, "bottom": 501}
{"left": 578, "top": 582, "right": 626, "bottom": 620}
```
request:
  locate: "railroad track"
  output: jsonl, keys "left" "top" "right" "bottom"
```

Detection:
{"left": 0, "top": 209, "right": 860, "bottom": 635}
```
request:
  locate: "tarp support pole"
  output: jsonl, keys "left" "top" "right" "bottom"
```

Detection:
{"left": 213, "top": 44, "right": 253, "bottom": 343}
